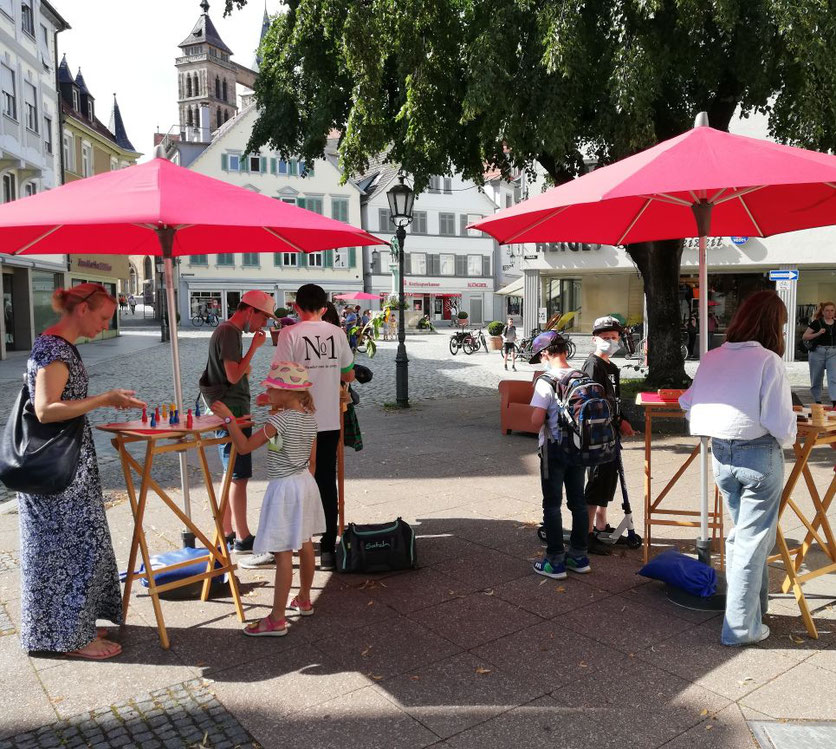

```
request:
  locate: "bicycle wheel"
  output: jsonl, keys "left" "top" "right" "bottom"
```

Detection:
{"left": 566, "top": 339, "right": 576, "bottom": 359}
{"left": 480, "top": 333, "right": 487, "bottom": 351}
{"left": 208, "top": 315, "right": 219, "bottom": 327}
{"left": 449, "top": 338, "right": 460, "bottom": 355}
{"left": 470, "top": 335, "right": 481, "bottom": 352}
{"left": 681, "top": 343, "right": 689, "bottom": 359}
{"left": 463, "top": 339, "right": 475, "bottom": 354}
{"left": 191, "top": 315, "right": 204, "bottom": 327}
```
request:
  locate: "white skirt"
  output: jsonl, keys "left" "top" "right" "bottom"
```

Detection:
{"left": 253, "top": 471, "right": 326, "bottom": 553}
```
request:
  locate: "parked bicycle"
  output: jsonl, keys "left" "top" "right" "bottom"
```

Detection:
{"left": 191, "top": 310, "right": 220, "bottom": 327}
{"left": 622, "top": 324, "right": 688, "bottom": 369}
{"left": 514, "top": 328, "right": 576, "bottom": 360}
{"left": 449, "top": 327, "right": 487, "bottom": 355}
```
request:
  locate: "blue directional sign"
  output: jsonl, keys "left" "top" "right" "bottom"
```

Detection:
{"left": 768, "top": 270, "right": 799, "bottom": 281}
{"left": 730, "top": 236, "right": 749, "bottom": 245}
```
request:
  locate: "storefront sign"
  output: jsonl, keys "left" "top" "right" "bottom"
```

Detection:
{"left": 683, "top": 237, "right": 727, "bottom": 249}
{"left": 406, "top": 281, "right": 441, "bottom": 287}
{"left": 69, "top": 254, "right": 129, "bottom": 279}
{"left": 467, "top": 282, "right": 487, "bottom": 288}
{"left": 535, "top": 242, "right": 601, "bottom": 253}
{"left": 730, "top": 236, "right": 749, "bottom": 245}
{"left": 524, "top": 254, "right": 539, "bottom": 260}
{"left": 768, "top": 269, "right": 799, "bottom": 281}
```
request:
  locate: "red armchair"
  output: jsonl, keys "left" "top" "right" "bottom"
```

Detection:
{"left": 498, "top": 372, "right": 541, "bottom": 435}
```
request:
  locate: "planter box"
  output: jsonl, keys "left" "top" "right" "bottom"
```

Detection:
{"left": 488, "top": 336, "right": 503, "bottom": 351}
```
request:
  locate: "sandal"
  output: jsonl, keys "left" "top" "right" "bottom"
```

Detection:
{"left": 64, "top": 638, "right": 122, "bottom": 660}
{"left": 289, "top": 596, "right": 314, "bottom": 616}
{"left": 242, "top": 615, "right": 287, "bottom": 637}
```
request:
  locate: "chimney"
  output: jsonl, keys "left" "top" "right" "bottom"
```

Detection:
{"left": 199, "top": 104, "right": 211, "bottom": 142}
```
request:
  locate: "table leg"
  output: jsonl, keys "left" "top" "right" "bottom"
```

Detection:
{"left": 775, "top": 525, "right": 818, "bottom": 639}
{"left": 643, "top": 409, "right": 652, "bottom": 563}
{"left": 778, "top": 435, "right": 818, "bottom": 594}
{"left": 115, "top": 435, "right": 141, "bottom": 621}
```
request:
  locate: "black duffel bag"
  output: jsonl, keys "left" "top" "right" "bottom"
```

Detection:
{"left": 337, "top": 517, "right": 418, "bottom": 573}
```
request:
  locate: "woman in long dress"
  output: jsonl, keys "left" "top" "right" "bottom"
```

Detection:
{"left": 18, "top": 283, "right": 144, "bottom": 659}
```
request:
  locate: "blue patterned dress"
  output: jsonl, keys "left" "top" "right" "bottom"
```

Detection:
{"left": 18, "top": 335, "right": 122, "bottom": 652}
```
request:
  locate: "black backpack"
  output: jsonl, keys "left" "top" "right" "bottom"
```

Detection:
{"left": 537, "top": 369, "right": 617, "bottom": 466}
{"left": 338, "top": 518, "right": 418, "bottom": 573}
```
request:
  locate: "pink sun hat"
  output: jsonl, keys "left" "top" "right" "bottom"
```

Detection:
{"left": 262, "top": 361, "right": 313, "bottom": 390}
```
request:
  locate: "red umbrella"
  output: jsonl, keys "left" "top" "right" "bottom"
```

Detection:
{"left": 334, "top": 292, "right": 382, "bottom": 301}
{"left": 472, "top": 114, "right": 836, "bottom": 565}
{"left": 0, "top": 157, "right": 385, "bottom": 520}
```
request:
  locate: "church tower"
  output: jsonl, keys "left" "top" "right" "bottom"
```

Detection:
{"left": 176, "top": 0, "right": 237, "bottom": 140}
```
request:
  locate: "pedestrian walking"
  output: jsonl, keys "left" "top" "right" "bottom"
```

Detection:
{"left": 127, "top": 293, "right": 136, "bottom": 315}
{"left": 680, "top": 290, "right": 796, "bottom": 646}
{"left": 501, "top": 317, "right": 517, "bottom": 370}
{"left": 199, "top": 290, "right": 275, "bottom": 555}
{"left": 802, "top": 301, "right": 836, "bottom": 405}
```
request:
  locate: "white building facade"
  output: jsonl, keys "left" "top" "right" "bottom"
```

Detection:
{"left": 361, "top": 170, "right": 498, "bottom": 326}
{"left": 179, "top": 104, "right": 366, "bottom": 321}
{"left": 0, "top": 0, "right": 68, "bottom": 359}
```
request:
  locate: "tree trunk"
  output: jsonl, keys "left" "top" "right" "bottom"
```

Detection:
{"left": 625, "top": 239, "right": 691, "bottom": 389}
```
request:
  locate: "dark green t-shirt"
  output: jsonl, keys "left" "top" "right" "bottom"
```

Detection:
{"left": 199, "top": 321, "right": 250, "bottom": 411}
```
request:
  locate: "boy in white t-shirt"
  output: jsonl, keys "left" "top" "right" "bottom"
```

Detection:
{"left": 272, "top": 284, "right": 355, "bottom": 570}
{"left": 529, "top": 331, "right": 591, "bottom": 580}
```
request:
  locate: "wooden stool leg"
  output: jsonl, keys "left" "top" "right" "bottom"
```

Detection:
{"left": 776, "top": 526, "right": 818, "bottom": 639}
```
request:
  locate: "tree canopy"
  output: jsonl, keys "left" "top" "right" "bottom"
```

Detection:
{"left": 233, "top": 0, "right": 836, "bottom": 384}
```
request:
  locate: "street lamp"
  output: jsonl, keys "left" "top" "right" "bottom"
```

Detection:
{"left": 154, "top": 256, "right": 169, "bottom": 342}
{"left": 387, "top": 173, "right": 415, "bottom": 407}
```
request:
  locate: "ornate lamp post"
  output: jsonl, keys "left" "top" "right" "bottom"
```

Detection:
{"left": 387, "top": 174, "right": 415, "bottom": 407}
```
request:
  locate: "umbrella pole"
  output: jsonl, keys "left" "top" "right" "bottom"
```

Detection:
{"left": 159, "top": 230, "right": 194, "bottom": 548}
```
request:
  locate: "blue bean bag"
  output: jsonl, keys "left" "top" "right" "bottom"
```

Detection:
{"left": 638, "top": 549, "right": 717, "bottom": 597}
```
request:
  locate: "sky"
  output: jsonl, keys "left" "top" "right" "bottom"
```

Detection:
{"left": 57, "top": 0, "right": 282, "bottom": 160}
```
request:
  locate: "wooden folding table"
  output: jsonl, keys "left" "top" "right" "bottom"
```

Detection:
{"left": 636, "top": 393, "right": 724, "bottom": 564}
{"left": 770, "top": 415, "right": 836, "bottom": 639}
{"left": 98, "top": 417, "right": 246, "bottom": 649}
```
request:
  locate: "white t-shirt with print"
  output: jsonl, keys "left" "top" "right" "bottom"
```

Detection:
{"left": 529, "top": 366, "right": 574, "bottom": 447}
{"left": 273, "top": 321, "right": 354, "bottom": 432}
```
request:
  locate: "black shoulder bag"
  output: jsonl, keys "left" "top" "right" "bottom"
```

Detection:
{"left": 0, "top": 381, "right": 85, "bottom": 495}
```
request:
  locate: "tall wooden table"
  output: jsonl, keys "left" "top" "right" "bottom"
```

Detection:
{"left": 636, "top": 393, "right": 724, "bottom": 564}
{"left": 98, "top": 417, "right": 246, "bottom": 649}
{"left": 770, "top": 415, "right": 836, "bottom": 639}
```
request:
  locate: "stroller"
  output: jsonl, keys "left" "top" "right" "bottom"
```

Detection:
{"left": 538, "top": 441, "right": 642, "bottom": 550}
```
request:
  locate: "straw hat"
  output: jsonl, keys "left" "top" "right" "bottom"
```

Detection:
{"left": 261, "top": 361, "right": 313, "bottom": 390}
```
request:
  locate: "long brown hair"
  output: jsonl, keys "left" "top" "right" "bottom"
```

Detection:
{"left": 813, "top": 301, "right": 836, "bottom": 321}
{"left": 724, "top": 290, "right": 786, "bottom": 356}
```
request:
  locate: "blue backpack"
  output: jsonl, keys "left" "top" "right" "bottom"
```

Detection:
{"left": 537, "top": 369, "right": 617, "bottom": 466}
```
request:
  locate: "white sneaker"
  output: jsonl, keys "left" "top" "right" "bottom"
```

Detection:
{"left": 239, "top": 552, "right": 275, "bottom": 569}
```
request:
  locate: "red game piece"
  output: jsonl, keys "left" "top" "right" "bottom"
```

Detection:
{"left": 186, "top": 409, "right": 193, "bottom": 429}
{"left": 141, "top": 407, "right": 147, "bottom": 422}
{"left": 154, "top": 407, "right": 160, "bottom": 422}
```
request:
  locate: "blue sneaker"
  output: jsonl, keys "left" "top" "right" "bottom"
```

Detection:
{"left": 533, "top": 557, "right": 567, "bottom": 579}
{"left": 566, "top": 555, "right": 591, "bottom": 574}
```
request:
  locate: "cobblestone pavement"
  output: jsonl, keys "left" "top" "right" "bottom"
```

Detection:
{"left": 0, "top": 679, "right": 261, "bottom": 749}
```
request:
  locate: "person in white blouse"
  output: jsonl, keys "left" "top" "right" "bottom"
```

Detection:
{"left": 680, "top": 290, "right": 796, "bottom": 646}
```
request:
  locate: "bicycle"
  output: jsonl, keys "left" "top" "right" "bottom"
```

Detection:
{"left": 449, "top": 328, "right": 469, "bottom": 355}
{"left": 513, "top": 328, "right": 576, "bottom": 361}
{"left": 191, "top": 310, "right": 220, "bottom": 327}
{"left": 465, "top": 328, "right": 488, "bottom": 353}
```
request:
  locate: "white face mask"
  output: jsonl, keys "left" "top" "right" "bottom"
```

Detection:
{"left": 595, "top": 337, "right": 619, "bottom": 354}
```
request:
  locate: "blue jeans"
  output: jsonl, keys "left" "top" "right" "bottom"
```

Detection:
{"left": 540, "top": 444, "right": 588, "bottom": 563}
{"left": 808, "top": 346, "right": 836, "bottom": 403}
{"left": 712, "top": 435, "right": 783, "bottom": 645}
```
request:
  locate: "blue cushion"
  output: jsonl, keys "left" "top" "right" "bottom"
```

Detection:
{"left": 638, "top": 549, "right": 717, "bottom": 597}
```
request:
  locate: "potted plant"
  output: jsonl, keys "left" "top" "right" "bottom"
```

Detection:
{"left": 487, "top": 320, "right": 505, "bottom": 350}
{"left": 270, "top": 307, "right": 292, "bottom": 345}
{"left": 456, "top": 310, "right": 469, "bottom": 328}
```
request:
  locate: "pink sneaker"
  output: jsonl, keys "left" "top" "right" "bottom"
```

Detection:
{"left": 289, "top": 596, "right": 314, "bottom": 616}
{"left": 242, "top": 615, "right": 287, "bottom": 637}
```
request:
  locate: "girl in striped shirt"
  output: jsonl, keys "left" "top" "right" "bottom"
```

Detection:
{"left": 212, "top": 361, "right": 325, "bottom": 638}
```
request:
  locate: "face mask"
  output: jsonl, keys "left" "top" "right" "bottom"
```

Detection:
{"left": 595, "top": 337, "right": 619, "bottom": 354}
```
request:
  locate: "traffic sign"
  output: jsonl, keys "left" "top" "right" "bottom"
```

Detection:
{"left": 775, "top": 280, "right": 792, "bottom": 293}
{"left": 768, "top": 270, "right": 799, "bottom": 281}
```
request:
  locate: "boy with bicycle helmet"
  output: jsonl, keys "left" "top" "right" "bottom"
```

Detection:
{"left": 583, "top": 316, "right": 635, "bottom": 555}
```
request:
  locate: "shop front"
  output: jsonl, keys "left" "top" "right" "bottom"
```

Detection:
{"left": 68, "top": 255, "right": 128, "bottom": 340}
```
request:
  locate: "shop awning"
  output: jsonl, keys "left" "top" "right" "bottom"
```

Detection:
{"left": 496, "top": 277, "right": 523, "bottom": 296}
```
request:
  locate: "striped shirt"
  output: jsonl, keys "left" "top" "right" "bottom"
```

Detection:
{"left": 266, "top": 409, "right": 317, "bottom": 479}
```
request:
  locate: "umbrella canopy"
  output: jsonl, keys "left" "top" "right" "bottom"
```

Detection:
{"left": 334, "top": 292, "right": 382, "bottom": 301}
{"left": 472, "top": 125, "right": 836, "bottom": 245}
{"left": 0, "top": 157, "right": 384, "bottom": 256}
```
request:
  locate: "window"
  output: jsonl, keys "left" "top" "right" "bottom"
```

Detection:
{"left": 81, "top": 144, "right": 92, "bottom": 177}
{"left": 224, "top": 110, "right": 229, "bottom": 123}
{"left": 467, "top": 255, "right": 482, "bottom": 276}
{"left": 2, "top": 172, "right": 16, "bottom": 202}
{"left": 278, "top": 159, "right": 288, "bottom": 175}
{"left": 443, "top": 178, "right": 452, "bottom": 194}
{"left": 23, "top": 82, "right": 37, "bottom": 131}
{"left": 378, "top": 208, "right": 391, "bottom": 232}
{"left": 242, "top": 253, "right": 259, "bottom": 267}
{"left": 193, "top": 73, "right": 199, "bottom": 95}
{"left": 72, "top": 88, "right": 78, "bottom": 111}
{"left": 110, "top": 157, "right": 118, "bottom": 170}
{"left": 215, "top": 76, "right": 220, "bottom": 98}
{"left": 439, "top": 253, "right": 455, "bottom": 276}
{"left": 439, "top": 212, "right": 456, "bottom": 236}
{"left": 466, "top": 214, "right": 484, "bottom": 237}
{"left": 222, "top": 79, "right": 227, "bottom": 101}
{"left": 505, "top": 194, "right": 513, "bottom": 209}
{"left": 1, "top": 64, "right": 16, "bottom": 119}
{"left": 412, "top": 211, "right": 427, "bottom": 234}
{"left": 279, "top": 253, "right": 297, "bottom": 267}
{"left": 331, "top": 197, "right": 349, "bottom": 223}
{"left": 216, "top": 254, "right": 234, "bottom": 266}
{"left": 62, "top": 132, "right": 74, "bottom": 171}
{"left": 300, "top": 160, "right": 314, "bottom": 177}
{"left": 87, "top": 101, "right": 93, "bottom": 121}
{"left": 228, "top": 153, "right": 240, "bottom": 171}
{"left": 482, "top": 255, "right": 491, "bottom": 276}
{"left": 187, "top": 108, "right": 193, "bottom": 127}
{"left": 21, "top": 2, "right": 34, "bottom": 35}
{"left": 189, "top": 255, "right": 208, "bottom": 266}
{"left": 428, "top": 176, "right": 441, "bottom": 192}
{"left": 186, "top": 76, "right": 192, "bottom": 97}
{"left": 308, "top": 252, "right": 324, "bottom": 267}
{"left": 410, "top": 253, "right": 426, "bottom": 275}
{"left": 43, "top": 116, "right": 52, "bottom": 153}
{"left": 216, "top": 109, "right": 221, "bottom": 129}
{"left": 298, "top": 196, "right": 323, "bottom": 214}
{"left": 460, "top": 214, "right": 469, "bottom": 236}
{"left": 249, "top": 155, "right": 261, "bottom": 172}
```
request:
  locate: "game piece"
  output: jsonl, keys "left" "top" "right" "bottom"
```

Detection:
{"left": 141, "top": 407, "right": 147, "bottom": 422}
{"left": 150, "top": 414, "right": 157, "bottom": 428}
{"left": 186, "top": 409, "right": 193, "bottom": 429}
{"left": 170, "top": 402, "right": 176, "bottom": 414}
{"left": 194, "top": 400, "right": 201, "bottom": 418}
{"left": 162, "top": 404, "right": 168, "bottom": 419}
{"left": 173, "top": 409, "right": 179, "bottom": 424}
{"left": 154, "top": 407, "right": 160, "bottom": 422}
